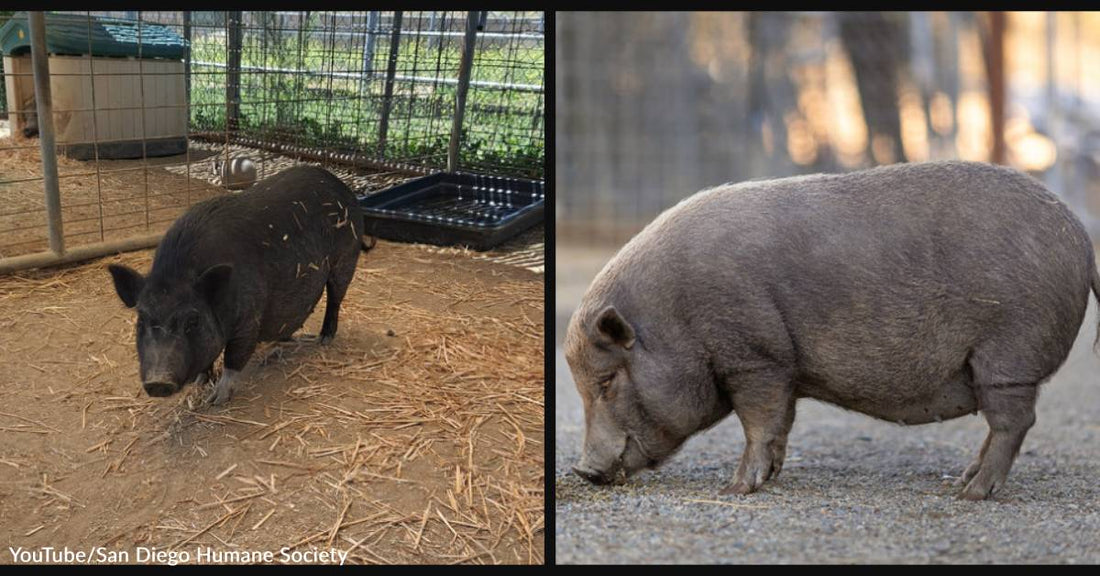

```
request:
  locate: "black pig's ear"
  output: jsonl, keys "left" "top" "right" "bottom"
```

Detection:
{"left": 108, "top": 264, "right": 145, "bottom": 308}
{"left": 595, "top": 305, "right": 635, "bottom": 349}
{"left": 195, "top": 264, "right": 233, "bottom": 305}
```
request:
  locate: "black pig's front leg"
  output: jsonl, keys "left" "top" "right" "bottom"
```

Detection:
{"left": 207, "top": 330, "right": 258, "bottom": 406}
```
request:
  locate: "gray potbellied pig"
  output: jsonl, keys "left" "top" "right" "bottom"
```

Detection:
{"left": 566, "top": 160, "right": 1100, "bottom": 500}
{"left": 108, "top": 165, "right": 371, "bottom": 405}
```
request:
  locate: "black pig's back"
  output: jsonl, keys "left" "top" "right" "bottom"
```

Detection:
{"left": 151, "top": 165, "right": 364, "bottom": 342}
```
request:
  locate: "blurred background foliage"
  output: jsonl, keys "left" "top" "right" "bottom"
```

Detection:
{"left": 557, "top": 11, "right": 1100, "bottom": 245}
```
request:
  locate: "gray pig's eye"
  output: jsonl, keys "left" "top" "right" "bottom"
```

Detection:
{"left": 597, "top": 375, "right": 614, "bottom": 396}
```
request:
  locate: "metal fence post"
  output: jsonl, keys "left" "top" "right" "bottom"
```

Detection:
{"left": 362, "top": 11, "right": 379, "bottom": 83}
{"left": 227, "top": 10, "right": 243, "bottom": 132}
{"left": 448, "top": 11, "right": 479, "bottom": 173}
{"left": 183, "top": 11, "right": 191, "bottom": 107}
{"left": 378, "top": 11, "right": 403, "bottom": 155}
{"left": 29, "top": 11, "right": 64, "bottom": 255}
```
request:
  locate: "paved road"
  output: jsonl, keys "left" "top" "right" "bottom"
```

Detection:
{"left": 556, "top": 301, "right": 1100, "bottom": 564}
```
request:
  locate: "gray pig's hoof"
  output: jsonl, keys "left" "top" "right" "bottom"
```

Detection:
{"left": 955, "top": 461, "right": 982, "bottom": 488}
{"left": 719, "top": 481, "right": 758, "bottom": 496}
{"left": 958, "top": 479, "right": 997, "bottom": 501}
{"left": 958, "top": 488, "right": 991, "bottom": 501}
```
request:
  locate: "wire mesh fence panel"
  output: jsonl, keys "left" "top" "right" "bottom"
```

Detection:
{"left": 0, "top": 10, "right": 545, "bottom": 264}
{"left": 460, "top": 12, "right": 544, "bottom": 177}
{"left": 178, "top": 10, "right": 544, "bottom": 176}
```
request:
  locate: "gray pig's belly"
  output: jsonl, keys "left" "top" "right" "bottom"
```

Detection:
{"left": 796, "top": 369, "right": 980, "bottom": 425}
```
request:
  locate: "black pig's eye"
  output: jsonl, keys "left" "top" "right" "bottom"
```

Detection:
{"left": 185, "top": 316, "right": 199, "bottom": 334}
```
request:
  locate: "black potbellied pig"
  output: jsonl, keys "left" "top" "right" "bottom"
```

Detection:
{"left": 566, "top": 161, "right": 1100, "bottom": 500}
{"left": 108, "top": 165, "right": 371, "bottom": 405}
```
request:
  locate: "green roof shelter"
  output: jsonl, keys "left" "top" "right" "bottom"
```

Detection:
{"left": 0, "top": 12, "right": 188, "bottom": 60}
{"left": 1, "top": 12, "right": 189, "bottom": 159}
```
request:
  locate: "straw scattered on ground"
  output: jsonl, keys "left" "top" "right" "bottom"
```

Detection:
{"left": 0, "top": 239, "right": 544, "bottom": 564}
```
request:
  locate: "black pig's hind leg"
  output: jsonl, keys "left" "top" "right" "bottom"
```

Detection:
{"left": 319, "top": 256, "right": 357, "bottom": 344}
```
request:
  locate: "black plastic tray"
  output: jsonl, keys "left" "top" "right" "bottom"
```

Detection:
{"left": 357, "top": 172, "right": 544, "bottom": 251}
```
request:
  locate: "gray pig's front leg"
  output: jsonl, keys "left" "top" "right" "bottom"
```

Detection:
{"left": 721, "top": 387, "right": 796, "bottom": 495}
{"left": 207, "top": 368, "right": 239, "bottom": 405}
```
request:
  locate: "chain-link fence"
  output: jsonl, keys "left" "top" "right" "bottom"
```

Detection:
{"left": 557, "top": 11, "right": 1100, "bottom": 245}
{"left": 0, "top": 11, "right": 544, "bottom": 268}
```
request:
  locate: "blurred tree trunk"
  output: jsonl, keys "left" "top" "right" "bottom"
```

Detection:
{"left": 932, "top": 11, "right": 960, "bottom": 158}
{"left": 668, "top": 12, "right": 702, "bottom": 210}
{"left": 976, "top": 11, "right": 1006, "bottom": 164}
{"left": 747, "top": 12, "right": 797, "bottom": 176}
{"left": 838, "top": 11, "right": 909, "bottom": 165}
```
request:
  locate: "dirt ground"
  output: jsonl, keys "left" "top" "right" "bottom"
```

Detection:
{"left": 0, "top": 240, "right": 544, "bottom": 564}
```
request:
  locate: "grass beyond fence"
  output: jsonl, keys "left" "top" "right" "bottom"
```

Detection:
{"left": 185, "top": 12, "right": 544, "bottom": 178}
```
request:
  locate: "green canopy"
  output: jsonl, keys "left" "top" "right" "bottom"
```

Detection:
{"left": 0, "top": 12, "right": 187, "bottom": 59}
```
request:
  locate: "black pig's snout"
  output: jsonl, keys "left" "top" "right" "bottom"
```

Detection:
{"left": 143, "top": 381, "right": 178, "bottom": 397}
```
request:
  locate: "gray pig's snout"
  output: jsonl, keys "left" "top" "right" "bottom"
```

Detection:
{"left": 143, "top": 381, "right": 178, "bottom": 397}
{"left": 572, "top": 465, "right": 612, "bottom": 485}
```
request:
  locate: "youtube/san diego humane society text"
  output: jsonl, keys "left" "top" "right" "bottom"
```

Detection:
{"left": 8, "top": 546, "right": 348, "bottom": 565}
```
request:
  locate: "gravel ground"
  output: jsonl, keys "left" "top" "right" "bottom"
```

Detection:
{"left": 555, "top": 300, "right": 1100, "bottom": 564}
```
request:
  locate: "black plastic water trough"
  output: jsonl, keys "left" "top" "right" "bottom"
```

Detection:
{"left": 357, "top": 172, "right": 544, "bottom": 251}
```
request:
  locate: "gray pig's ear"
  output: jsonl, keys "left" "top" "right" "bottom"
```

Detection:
{"left": 107, "top": 264, "right": 144, "bottom": 308}
{"left": 595, "top": 306, "right": 635, "bottom": 349}
{"left": 195, "top": 264, "right": 233, "bottom": 305}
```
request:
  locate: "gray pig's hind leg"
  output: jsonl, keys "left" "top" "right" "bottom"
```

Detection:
{"left": 207, "top": 368, "right": 239, "bottom": 405}
{"left": 721, "top": 386, "right": 797, "bottom": 495}
{"left": 768, "top": 396, "right": 798, "bottom": 480}
{"left": 958, "top": 383, "right": 1037, "bottom": 500}
{"left": 956, "top": 433, "right": 991, "bottom": 487}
